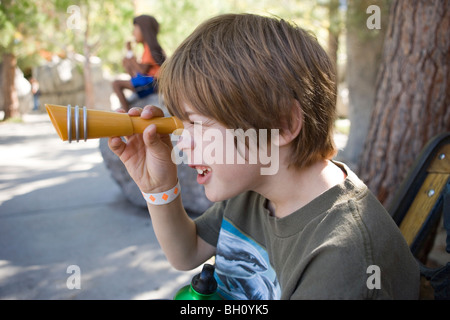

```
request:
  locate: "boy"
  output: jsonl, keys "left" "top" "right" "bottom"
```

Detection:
{"left": 109, "top": 14, "right": 419, "bottom": 299}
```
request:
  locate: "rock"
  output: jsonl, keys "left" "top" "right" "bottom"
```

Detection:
{"left": 33, "top": 54, "right": 113, "bottom": 111}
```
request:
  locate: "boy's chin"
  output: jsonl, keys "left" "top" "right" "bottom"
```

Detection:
{"left": 205, "top": 192, "right": 224, "bottom": 203}
{"left": 204, "top": 188, "right": 236, "bottom": 203}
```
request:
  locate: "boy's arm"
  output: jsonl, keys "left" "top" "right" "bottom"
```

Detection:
{"left": 147, "top": 195, "right": 216, "bottom": 271}
{"left": 108, "top": 106, "right": 214, "bottom": 271}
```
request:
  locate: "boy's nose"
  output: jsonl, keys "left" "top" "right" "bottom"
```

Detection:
{"left": 176, "top": 131, "right": 195, "bottom": 151}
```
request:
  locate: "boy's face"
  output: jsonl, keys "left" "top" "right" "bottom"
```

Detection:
{"left": 176, "top": 105, "right": 265, "bottom": 202}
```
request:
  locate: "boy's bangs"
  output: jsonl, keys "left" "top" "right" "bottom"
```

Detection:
{"left": 157, "top": 62, "right": 188, "bottom": 121}
{"left": 159, "top": 57, "right": 215, "bottom": 122}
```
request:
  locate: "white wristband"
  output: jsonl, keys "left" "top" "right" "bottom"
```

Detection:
{"left": 141, "top": 181, "right": 181, "bottom": 205}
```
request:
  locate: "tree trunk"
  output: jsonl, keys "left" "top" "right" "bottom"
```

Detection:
{"left": 83, "top": 6, "right": 95, "bottom": 108}
{"left": 83, "top": 47, "right": 95, "bottom": 108}
{"left": 327, "top": 0, "right": 341, "bottom": 73}
{"left": 2, "top": 53, "right": 20, "bottom": 120}
{"left": 358, "top": 0, "right": 450, "bottom": 207}
{"left": 340, "top": 0, "right": 389, "bottom": 168}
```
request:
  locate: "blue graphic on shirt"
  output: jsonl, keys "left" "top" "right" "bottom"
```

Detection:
{"left": 214, "top": 219, "right": 281, "bottom": 300}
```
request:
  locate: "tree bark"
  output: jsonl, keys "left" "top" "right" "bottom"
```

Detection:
{"left": 83, "top": 8, "right": 95, "bottom": 108}
{"left": 358, "top": 0, "right": 450, "bottom": 207}
{"left": 83, "top": 44, "right": 95, "bottom": 108}
{"left": 340, "top": 0, "right": 389, "bottom": 167}
{"left": 1, "top": 53, "right": 20, "bottom": 120}
{"left": 327, "top": 0, "right": 341, "bottom": 73}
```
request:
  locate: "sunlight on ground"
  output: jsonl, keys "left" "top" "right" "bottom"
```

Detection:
{"left": 0, "top": 114, "right": 102, "bottom": 204}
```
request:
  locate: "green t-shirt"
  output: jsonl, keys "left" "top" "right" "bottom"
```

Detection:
{"left": 195, "top": 162, "right": 420, "bottom": 299}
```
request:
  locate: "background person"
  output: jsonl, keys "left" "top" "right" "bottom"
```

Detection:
{"left": 112, "top": 15, "right": 165, "bottom": 111}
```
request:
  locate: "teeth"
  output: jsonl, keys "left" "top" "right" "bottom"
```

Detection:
{"left": 196, "top": 167, "right": 211, "bottom": 175}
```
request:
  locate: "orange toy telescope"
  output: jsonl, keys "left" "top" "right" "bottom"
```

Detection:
{"left": 45, "top": 104, "right": 184, "bottom": 143}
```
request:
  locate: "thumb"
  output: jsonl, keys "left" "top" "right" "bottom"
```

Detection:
{"left": 142, "top": 124, "right": 172, "bottom": 156}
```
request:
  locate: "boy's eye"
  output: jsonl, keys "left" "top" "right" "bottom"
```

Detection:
{"left": 184, "top": 117, "right": 215, "bottom": 128}
{"left": 187, "top": 120, "right": 203, "bottom": 126}
{"left": 183, "top": 120, "right": 199, "bottom": 129}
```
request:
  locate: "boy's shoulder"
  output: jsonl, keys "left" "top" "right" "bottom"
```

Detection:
{"left": 225, "top": 161, "right": 372, "bottom": 216}
{"left": 222, "top": 161, "right": 399, "bottom": 246}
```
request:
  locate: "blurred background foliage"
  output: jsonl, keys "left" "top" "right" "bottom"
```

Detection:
{"left": 0, "top": 0, "right": 345, "bottom": 75}
{"left": 0, "top": 0, "right": 135, "bottom": 74}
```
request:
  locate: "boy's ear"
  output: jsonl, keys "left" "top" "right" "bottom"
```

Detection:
{"left": 278, "top": 100, "right": 303, "bottom": 147}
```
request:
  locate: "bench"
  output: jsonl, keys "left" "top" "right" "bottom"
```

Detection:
{"left": 388, "top": 132, "right": 450, "bottom": 300}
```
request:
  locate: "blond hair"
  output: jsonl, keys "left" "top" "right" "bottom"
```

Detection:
{"left": 158, "top": 13, "right": 337, "bottom": 168}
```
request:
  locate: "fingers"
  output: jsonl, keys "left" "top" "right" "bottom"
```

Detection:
{"left": 125, "top": 105, "right": 164, "bottom": 119}
{"left": 114, "top": 108, "right": 127, "bottom": 114}
{"left": 127, "top": 107, "right": 142, "bottom": 117}
{"left": 140, "top": 105, "right": 165, "bottom": 119}
{"left": 108, "top": 136, "right": 126, "bottom": 157}
{"left": 110, "top": 106, "right": 167, "bottom": 151}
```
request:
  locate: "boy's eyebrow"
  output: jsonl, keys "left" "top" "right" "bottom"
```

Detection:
{"left": 184, "top": 111, "right": 199, "bottom": 118}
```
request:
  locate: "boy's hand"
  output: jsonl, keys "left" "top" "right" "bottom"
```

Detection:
{"left": 108, "top": 106, "right": 178, "bottom": 194}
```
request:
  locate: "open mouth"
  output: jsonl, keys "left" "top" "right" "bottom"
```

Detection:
{"left": 195, "top": 166, "right": 211, "bottom": 176}
{"left": 190, "top": 165, "right": 212, "bottom": 184}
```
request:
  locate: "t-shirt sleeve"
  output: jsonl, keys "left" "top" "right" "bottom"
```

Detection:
{"left": 194, "top": 200, "right": 227, "bottom": 247}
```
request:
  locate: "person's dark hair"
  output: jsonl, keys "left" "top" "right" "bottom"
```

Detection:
{"left": 133, "top": 15, "right": 166, "bottom": 66}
